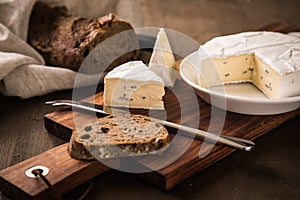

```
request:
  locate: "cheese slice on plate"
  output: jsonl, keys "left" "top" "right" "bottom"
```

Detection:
{"left": 149, "top": 28, "right": 177, "bottom": 87}
{"left": 104, "top": 61, "right": 165, "bottom": 110}
{"left": 198, "top": 31, "right": 300, "bottom": 98}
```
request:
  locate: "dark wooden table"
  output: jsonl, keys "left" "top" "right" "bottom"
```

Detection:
{"left": 0, "top": 86, "right": 300, "bottom": 200}
{"left": 1, "top": 0, "right": 300, "bottom": 199}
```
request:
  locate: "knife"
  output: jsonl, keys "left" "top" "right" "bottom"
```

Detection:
{"left": 46, "top": 100, "right": 254, "bottom": 151}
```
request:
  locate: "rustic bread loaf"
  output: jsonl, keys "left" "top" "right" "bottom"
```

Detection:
{"left": 68, "top": 114, "right": 169, "bottom": 160}
{"left": 28, "top": 2, "right": 139, "bottom": 74}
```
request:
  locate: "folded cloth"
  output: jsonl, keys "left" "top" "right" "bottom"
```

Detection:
{"left": 0, "top": 0, "right": 113, "bottom": 99}
{"left": 0, "top": 21, "right": 101, "bottom": 98}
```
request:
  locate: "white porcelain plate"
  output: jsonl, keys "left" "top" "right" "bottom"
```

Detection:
{"left": 179, "top": 51, "right": 300, "bottom": 115}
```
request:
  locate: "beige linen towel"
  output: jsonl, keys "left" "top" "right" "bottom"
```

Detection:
{"left": 0, "top": 0, "right": 144, "bottom": 99}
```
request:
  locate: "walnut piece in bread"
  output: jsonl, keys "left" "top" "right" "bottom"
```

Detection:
{"left": 68, "top": 114, "right": 169, "bottom": 160}
{"left": 28, "top": 2, "right": 139, "bottom": 74}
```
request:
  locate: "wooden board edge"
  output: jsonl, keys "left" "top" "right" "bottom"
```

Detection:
{"left": 44, "top": 114, "right": 73, "bottom": 141}
{"left": 0, "top": 177, "right": 33, "bottom": 200}
{"left": 135, "top": 171, "right": 167, "bottom": 190}
{"left": 0, "top": 143, "right": 110, "bottom": 199}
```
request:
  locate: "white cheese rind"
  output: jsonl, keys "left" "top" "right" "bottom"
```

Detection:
{"left": 198, "top": 31, "right": 300, "bottom": 98}
{"left": 105, "top": 61, "right": 163, "bottom": 82}
{"left": 149, "top": 28, "right": 177, "bottom": 87}
{"left": 104, "top": 61, "right": 165, "bottom": 110}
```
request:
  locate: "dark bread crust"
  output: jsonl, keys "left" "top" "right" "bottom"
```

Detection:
{"left": 28, "top": 2, "right": 139, "bottom": 73}
{"left": 68, "top": 114, "right": 169, "bottom": 160}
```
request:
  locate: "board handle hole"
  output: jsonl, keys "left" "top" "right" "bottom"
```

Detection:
{"left": 31, "top": 168, "right": 44, "bottom": 176}
{"left": 25, "top": 165, "right": 49, "bottom": 178}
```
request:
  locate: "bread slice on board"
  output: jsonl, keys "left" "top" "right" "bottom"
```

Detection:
{"left": 68, "top": 114, "right": 169, "bottom": 160}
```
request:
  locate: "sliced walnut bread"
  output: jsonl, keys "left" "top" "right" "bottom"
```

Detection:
{"left": 68, "top": 114, "right": 169, "bottom": 160}
{"left": 28, "top": 2, "right": 139, "bottom": 73}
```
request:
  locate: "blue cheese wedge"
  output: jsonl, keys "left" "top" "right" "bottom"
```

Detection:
{"left": 104, "top": 61, "right": 165, "bottom": 109}
{"left": 198, "top": 31, "right": 300, "bottom": 98}
{"left": 149, "top": 28, "right": 177, "bottom": 87}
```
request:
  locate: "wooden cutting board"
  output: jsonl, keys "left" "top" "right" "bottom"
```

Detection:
{"left": 1, "top": 23, "right": 300, "bottom": 199}
{"left": 43, "top": 78, "right": 300, "bottom": 189}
